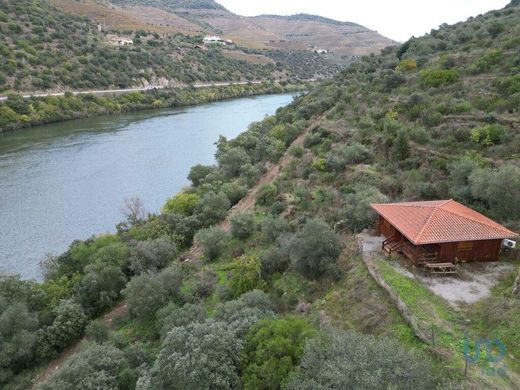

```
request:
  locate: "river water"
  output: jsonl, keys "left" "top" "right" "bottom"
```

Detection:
{"left": 0, "top": 93, "right": 295, "bottom": 280}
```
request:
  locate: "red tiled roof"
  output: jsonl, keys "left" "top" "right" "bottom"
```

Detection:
{"left": 371, "top": 199, "right": 518, "bottom": 245}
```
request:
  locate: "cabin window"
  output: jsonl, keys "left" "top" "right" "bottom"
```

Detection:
{"left": 457, "top": 241, "right": 473, "bottom": 251}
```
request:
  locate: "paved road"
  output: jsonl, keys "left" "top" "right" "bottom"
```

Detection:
{"left": 0, "top": 80, "right": 267, "bottom": 101}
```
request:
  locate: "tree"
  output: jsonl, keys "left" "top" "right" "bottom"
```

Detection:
{"left": 188, "top": 165, "right": 216, "bottom": 187}
{"left": 194, "top": 227, "right": 228, "bottom": 261}
{"left": 256, "top": 184, "right": 279, "bottom": 207}
{"left": 218, "top": 147, "right": 251, "bottom": 177}
{"left": 37, "top": 300, "right": 87, "bottom": 359}
{"left": 241, "top": 317, "right": 315, "bottom": 390}
{"left": 229, "top": 212, "right": 256, "bottom": 239}
{"left": 393, "top": 130, "right": 410, "bottom": 161}
{"left": 38, "top": 343, "right": 127, "bottom": 390}
{"left": 124, "top": 266, "right": 184, "bottom": 319}
{"left": 127, "top": 236, "right": 177, "bottom": 274}
{"left": 341, "top": 185, "right": 389, "bottom": 233}
{"left": 285, "top": 329, "right": 436, "bottom": 390}
{"left": 227, "top": 255, "right": 266, "bottom": 298}
{"left": 156, "top": 303, "right": 206, "bottom": 339}
{"left": 162, "top": 193, "right": 200, "bottom": 216}
{"left": 146, "top": 320, "right": 242, "bottom": 390}
{"left": 194, "top": 191, "right": 230, "bottom": 227}
{"left": 469, "top": 164, "right": 520, "bottom": 220}
{"left": 121, "top": 197, "right": 146, "bottom": 225}
{"left": 290, "top": 219, "right": 342, "bottom": 279}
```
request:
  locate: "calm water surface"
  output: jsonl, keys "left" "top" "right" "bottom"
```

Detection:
{"left": 0, "top": 94, "right": 295, "bottom": 280}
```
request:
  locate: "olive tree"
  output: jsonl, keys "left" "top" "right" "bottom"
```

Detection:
{"left": 285, "top": 328, "right": 436, "bottom": 390}
{"left": 290, "top": 219, "right": 342, "bottom": 279}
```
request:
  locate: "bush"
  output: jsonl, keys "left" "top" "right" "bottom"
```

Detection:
{"left": 288, "top": 144, "right": 304, "bottom": 157}
{"left": 156, "top": 303, "right": 207, "bottom": 339}
{"left": 162, "top": 192, "right": 199, "bottom": 216}
{"left": 261, "top": 244, "right": 291, "bottom": 278}
{"left": 286, "top": 328, "right": 436, "bottom": 390}
{"left": 188, "top": 164, "right": 216, "bottom": 187}
{"left": 339, "top": 142, "right": 372, "bottom": 165}
{"left": 226, "top": 255, "right": 266, "bottom": 298}
{"left": 241, "top": 316, "right": 315, "bottom": 390}
{"left": 39, "top": 343, "right": 127, "bottom": 390}
{"left": 85, "top": 320, "right": 110, "bottom": 344}
{"left": 214, "top": 290, "right": 275, "bottom": 338}
{"left": 194, "top": 191, "right": 230, "bottom": 227}
{"left": 290, "top": 218, "right": 342, "bottom": 279}
{"left": 218, "top": 147, "right": 251, "bottom": 177}
{"left": 470, "top": 124, "right": 506, "bottom": 145}
{"left": 221, "top": 182, "right": 247, "bottom": 206}
{"left": 230, "top": 212, "right": 256, "bottom": 239}
{"left": 341, "top": 185, "right": 389, "bottom": 232}
{"left": 124, "top": 266, "right": 184, "bottom": 319}
{"left": 420, "top": 69, "right": 459, "bottom": 87}
{"left": 145, "top": 320, "right": 242, "bottom": 390}
{"left": 194, "top": 226, "right": 228, "bottom": 261}
{"left": 261, "top": 216, "right": 290, "bottom": 242}
{"left": 37, "top": 300, "right": 87, "bottom": 359}
{"left": 469, "top": 164, "right": 520, "bottom": 220}
{"left": 256, "top": 183, "right": 278, "bottom": 207}
{"left": 127, "top": 236, "right": 177, "bottom": 275}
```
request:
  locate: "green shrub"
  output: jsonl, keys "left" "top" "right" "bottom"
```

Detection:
{"left": 261, "top": 216, "right": 290, "bottom": 242}
{"left": 286, "top": 329, "right": 436, "bottom": 390}
{"left": 420, "top": 69, "right": 459, "bottom": 87}
{"left": 162, "top": 192, "right": 199, "bottom": 216}
{"left": 194, "top": 191, "right": 230, "bottom": 227}
{"left": 226, "top": 255, "right": 266, "bottom": 298}
{"left": 156, "top": 303, "right": 206, "bottom": 339}
{"left": 256, "top": 183, "right": 279, "bottom": 207}
{"left": 290, "top": 218, "right": 342, "bottom": 279}
{"left": 146, "top": 320, "right": 242, "bottom": 390}
{"left": 241, "top": 316, "right": 315, "bottom": 390}
{"left": 194, "top": 226, "right": 228, "bottom": 261}
{"left": 229, "top": 212, "right": 256, "bottom": 239}
{"left": 470, "top": 124, "right": 506, "bottom": 145}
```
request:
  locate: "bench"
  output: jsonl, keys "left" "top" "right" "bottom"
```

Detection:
{"left": 424, "top": 262, "right": 457, "bottom": 275}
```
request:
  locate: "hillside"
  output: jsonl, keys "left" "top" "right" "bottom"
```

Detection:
{"left": 2, "top": 1, "right": 520, "bottom": 390}
{"left": 0, "top": 0, "right": 338, "bottom": 93}
{"left": 49, "top": 0, "right": 394, "bottom": 60}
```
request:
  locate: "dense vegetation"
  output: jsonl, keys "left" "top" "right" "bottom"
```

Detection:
{"left": 0, "top": 81, "right": 304, "bottom": 132}
{"left": 110, "top": 0, "right": 228, "bottom": 11}
{"left": 1, "top": 1, "right": 520, "bottom": 389}
{"left": 0, "top": 0, "right": 336, "bottom": 93}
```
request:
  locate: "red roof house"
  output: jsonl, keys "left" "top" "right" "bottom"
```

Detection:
{"left": 371, "top": 200, "right": 518, "bottom": 265}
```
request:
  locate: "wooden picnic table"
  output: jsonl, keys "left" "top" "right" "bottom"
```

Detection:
{"left": 424, "top": 262, "right": 457, "bottom": 275}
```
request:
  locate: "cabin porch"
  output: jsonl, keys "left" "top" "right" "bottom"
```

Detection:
{"left": 382, "top": 235, "right": 440, "bottom": 265}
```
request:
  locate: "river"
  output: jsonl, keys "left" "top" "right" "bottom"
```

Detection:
{"left": 0, "top": 93, "right": 295, "bottom": 280}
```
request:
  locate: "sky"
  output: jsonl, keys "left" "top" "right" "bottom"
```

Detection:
{"left": 217, "top": 0, "right": 511, "bottom": 42}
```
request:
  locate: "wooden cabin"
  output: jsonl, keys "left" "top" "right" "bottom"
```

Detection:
{"left": 371, "top": 200, "right": 518, "bottom": 266}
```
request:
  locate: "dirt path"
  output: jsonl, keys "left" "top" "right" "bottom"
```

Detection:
{"left": 32, "top": 115, "right": 321, "bottom": 388}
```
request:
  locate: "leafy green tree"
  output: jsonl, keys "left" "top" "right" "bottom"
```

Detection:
{"left": 290, "top": 219, "right": 342, "bottom": 279}
{"left": 145, "top": 320, "right": 242, "bottom": 390}
{"left": 127, "top": 236, "right": 177, "bottom": 275}
{"left": 38, "top": 343, "right": 127, "bottom": 390}
{"left": 226, "top": 255, "right": 266, "bottom": 298}
{"left": 241, "top": 316, "right": 315, "bottom": 390}
{"left": 341, "top": 185, "right": 389, "bottom": 232}
{"left": 162, "top": 193, "right": 200, "bottom": 216}
{"left": 194, "top": 226, "right": 228, "bottom": 261}
{"left": 156, "top": 303, "right": 206, "bottom": 339}
{"left": 469, "top": 164, "right": 520, "bottom": 220}
{"left": 218, "top": 147, "right": 251, "bottom": 177}
{"left": 285, "top": 329, "right": 436, "bottom": 390}
{"left": 230, "top": 212, "right": 256, "bottom": 239}
{"left": 393, "top": 130, "right": 410, "bottom": 161}
{"left": 194, "top": 191, "right": 230, "bottom": 227}
{"left": 124, "top": 266, "right": 184, "bottom": 319}
{"left": 256, "top": 184, "right": 279, "bottom": 207}
{"left": 188, "top": 165, "right": 216, "bottom": 187}
{"left": 37, "top": 300, "right": 87, "bottom": 359}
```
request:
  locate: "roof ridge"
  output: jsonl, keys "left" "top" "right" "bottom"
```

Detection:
{"left": 414, "top": 206, "right": 441, "bottom": 243}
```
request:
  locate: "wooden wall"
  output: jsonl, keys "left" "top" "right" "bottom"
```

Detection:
{"left": 439, "top": 239, "right": 502, "bottom": 263}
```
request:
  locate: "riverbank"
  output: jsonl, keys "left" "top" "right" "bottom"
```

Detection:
{"left": 0, "top": 81, "right": 308, "bottom": 133}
